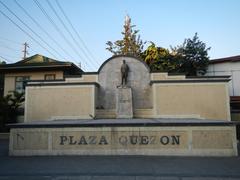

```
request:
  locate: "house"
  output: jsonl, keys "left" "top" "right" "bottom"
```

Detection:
{"left": 0, "top": 54, "right": 83, "bottom": 96}
{"left": 206, "top": 55, "right": 240, "bottom": 120}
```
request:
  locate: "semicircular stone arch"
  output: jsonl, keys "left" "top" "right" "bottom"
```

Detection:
{"left": 97, "top": 55, "right": 152, "bottom": 110}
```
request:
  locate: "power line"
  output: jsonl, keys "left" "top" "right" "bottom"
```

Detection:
{"left": 0, "top": 52, "right": 20, "bottom": 59}
{"left": 47, "top": 0, "right": 99, "bottom": 68}
{"left": 55, "top": 0, "right": 100, "bottom": 67}
{"left": 0, "top": 36, "right": 21, "bottom": 45}
{"left": 0, "top": 40, "right": 39, "bottom": 59}
{"left": 0, "top": 9, "right": 59, "bottom": 59}
{"left": 33, "top": 0, "right": 94, "bottom": 71}
{"left": 0, "top": 44, "right": 19, "bottom": 52}
{"left": 0, "top": 55, "right": 10, "bottom": 62}
{"left": 0, "top": 1, "right": 64, "bottom": 60}
{"left": 14, "top": 0, "right": 75, "bottom": 62}
{"left": 0, "top": 55, "right": 14, "bottom": 63}
{"left": 47, "top": 0, "right": 100, "bottom": 68}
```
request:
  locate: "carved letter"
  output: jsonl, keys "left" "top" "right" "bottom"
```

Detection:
{"left": 171, "top": 135, "right": 180, "bottom": 145}
{"left": 69, "top": 136, "right": 77, "bottom": 145}
{"left": 140, "top": 136, "right": 149, "bottom": 145}
{"left": 130, "top": 136, "right": 138, "bottom": 145}
{"left": 89, "top": 136, "right": 97, "bottom": 144}
{"left": 149, "top": 136, "right": 156, "bottom": 144}
{"left": 160, "top": 136, "right": 169, "bottom": 145}
{"left": 99, "top": 136, "right": 108, "bottom": 145}
{"left": 60, "top": 136, "right": 67, "bottom": 145}
{"left": 78, "top": 136, "right": 87, "bottom": 145}
{"left": 119, "top": 136, "right": 128, "bottom": 145}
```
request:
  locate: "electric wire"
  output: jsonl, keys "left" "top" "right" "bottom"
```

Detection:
{"left": 0, "top": 52, "right": 20, "bottom": 59}
{"left": 47, "top": 0, "right": 100, "bottom": 68}
{"left": 0, "top": 36, "right": 21, "bottom": 45}
{"left": 34, "top": 0, "right": 94, "bottom": 71}
{"left": 34, "top": 0, "right": 88, "bottom": 69}
{"left": 0, "top": 55, "right": 14, "bottom": 63}
{"left": 0, "top": 39, "right": 36, "bottom": 60}
{"left": 0, "top": 44, "right": 19, "bottom": 52}
{"left": 0, "top": 9, "right": 58, "bottom": 59}
{"left": 0, "top": 1, "right": 64, "bottom": 60}
{"left": 55, "top": 0, "right": 100, "bottom": 67}
{"left": 14, "top": 0, "right": 75, "bottom": 62}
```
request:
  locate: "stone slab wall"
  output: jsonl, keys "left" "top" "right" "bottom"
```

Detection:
{"left": 9, "top": 125, "right": 238, "bottom": 156}
{"left": 116, "top": 87, "right": 133, "bottom": 118}
{"left": 25, "top": 85, "right": 97, "bottom": 121}
{"left": 98, "top": 56, "right": 152, "bottom": 110}
{"left": 153, "top": 83, "right": 230, "bottom": 120}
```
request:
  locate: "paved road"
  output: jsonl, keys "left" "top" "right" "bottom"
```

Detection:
{"left": 0, "top": 140, "right": 240, "bottom": 180}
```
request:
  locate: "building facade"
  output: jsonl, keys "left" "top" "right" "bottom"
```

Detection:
{"left": 0, "top": 54, "right": 82, "bottom": 96}
{"left": 206, "top": 55, "right": 240, "bottom": 120}
{"left": 206, "top": 55, "right": 240, "bottom": 96}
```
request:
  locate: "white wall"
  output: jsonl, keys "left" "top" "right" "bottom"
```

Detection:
{"left": 206, "top": 62, "right": 240, "bottom": 96}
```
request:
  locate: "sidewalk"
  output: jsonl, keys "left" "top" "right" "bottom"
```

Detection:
{"left": 0, "top": 139, "right": 240, "bottom": 180}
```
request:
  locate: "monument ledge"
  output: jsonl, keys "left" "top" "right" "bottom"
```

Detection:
{"left": 8, "top": 118, "right": 238, "bottom": 157}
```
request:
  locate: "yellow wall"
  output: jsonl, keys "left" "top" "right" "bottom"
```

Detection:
{"left": 151, "top": 73, "right": 186, "bottom": 81}
{"left": 25, "top": 85, "right": 96, "bottom": 122}
{"left": 9, "top": 70, "right": 230, "bottom": 121}
{"left": 151, "top": 73, "right": 168, "bottom": 80}
{"left": 81, "top": 74, "right": 98, "bottom": 82}
{"left": 4, "top": 71, "right": 63, "bottom": 95}
{"left": 153, "top": 83, "right": 230, "bottom": 120}
{"left": 65, "top": 74, "right": 98, "bottom": 83}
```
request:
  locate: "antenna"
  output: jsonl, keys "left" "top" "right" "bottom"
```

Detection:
{"left": 22, "top": 42, "right": 29, "bottom": 59}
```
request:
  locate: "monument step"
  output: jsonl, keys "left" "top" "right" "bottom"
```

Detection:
{"left": 96, "top": 109, "right": 154, "bottom": 119}
{"left": 96, "top": 109, "right": 116, "bottom": 119}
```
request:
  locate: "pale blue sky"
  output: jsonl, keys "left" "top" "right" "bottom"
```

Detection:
{"left": 0, "top": 0, "right": 240, "bottom": 71}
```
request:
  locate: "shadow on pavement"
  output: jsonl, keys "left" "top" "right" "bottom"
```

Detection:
{"left": 0, "top": 139, "right": 8, "bottom": 156}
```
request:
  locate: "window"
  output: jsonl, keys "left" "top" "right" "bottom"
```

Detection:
{"left": 45, "top": 74, "right": 56, "bottom": 80}
{"left": 15, "top": 76, "right": 30, "bottom": 93}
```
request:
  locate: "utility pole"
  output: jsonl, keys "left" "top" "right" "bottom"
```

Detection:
{"left": 22, "top": 42, "right": 29, "bottom": 59}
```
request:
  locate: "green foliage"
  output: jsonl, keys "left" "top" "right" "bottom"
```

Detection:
{"left": 0, "top": 74, "right": 3, "bottom": 97}
{"left": 172, "top": 33, "right": 211, "bottom": 76}
{"left": 106, "top": 16, "right": 145, "bottom": 57}
{"left": 0, "top": 60, "right": 5, "bottom": 97}
{"left": 142, "top": 33, "right": 210, "bottom": 75}
{"left": 0, "top": 91, "right": 25, "bottom": 131}
{"left": 142, "top": 42, "right": 181, "bottom": 72}
{"left": 8, "top": 91, "right": 25, "bottom": 110}
{"left": 106, "top": 17, "right": 210, "bottom": 76}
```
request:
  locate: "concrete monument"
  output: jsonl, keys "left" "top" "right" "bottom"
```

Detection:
{"left": 116, "top": 60, "right": 133, "bottom": 118}
{"left": 116, "top": 87, "right": 133, "bottom": 118}
{"left": 120, "top": 60, "right": 129, "bottom": 87}
{"left": 8, "top": 55, "right": 238, "bottom": 157}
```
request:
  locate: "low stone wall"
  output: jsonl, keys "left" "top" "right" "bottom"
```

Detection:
{"left": 9, "top": 125, "right": 238, "bottom": 156}
{"left": 25, "top": 83, "right": 98, "bottom": 121}
{"left": 152, "top": 82, "right": 230, "bottom": 120}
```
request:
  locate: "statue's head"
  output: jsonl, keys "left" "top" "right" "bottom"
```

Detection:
{"left": 123, "top": 60, "right": 126, "bottom": 64}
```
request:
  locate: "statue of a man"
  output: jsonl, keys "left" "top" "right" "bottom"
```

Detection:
{"left": 121, "top": 60, "right": 129, "bottom": 87}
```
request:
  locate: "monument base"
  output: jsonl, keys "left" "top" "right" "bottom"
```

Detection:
{"left": 116, "top": 87, "right": 133, "bottom": 118}
{"left": 8, "top": 119, "right": 238, "bottom": 156}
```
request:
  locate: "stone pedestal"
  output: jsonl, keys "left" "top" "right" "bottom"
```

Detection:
{"left": 116, "top": 87, "right": 133, "bottom": 118}
{"left": 8, "top": 120, "right": 238, "bottom": 156}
